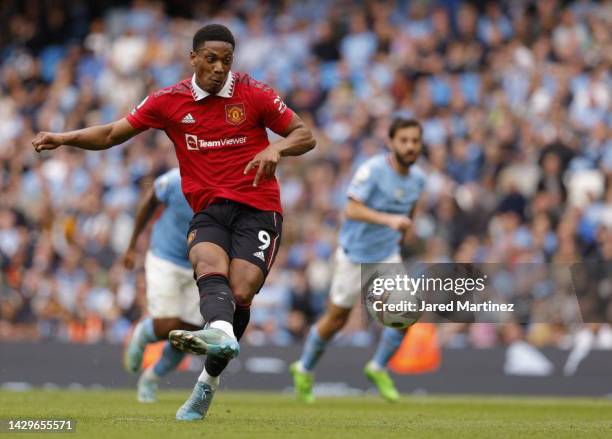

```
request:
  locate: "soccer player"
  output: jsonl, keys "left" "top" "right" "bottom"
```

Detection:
{"left": 122, "top": 168, "right": 202, "bottom": 403}
{"left": 290, "top": 118, "right": 425, "bottom": 403}
{"left": 32, "top": 24, "right": 315, "bottom": 420}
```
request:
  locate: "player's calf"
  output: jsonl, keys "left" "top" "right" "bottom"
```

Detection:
{"left": 316, "top": 304, "right": 351, "bottom": 339}
{"left": 124, "top": 318, "right": 158, "bottom": 373}
{"left": 196, "top": 273, "right": 236, "bottom": 326}
{"left": 294, "top": 305, "right": 351, "bottom": 375}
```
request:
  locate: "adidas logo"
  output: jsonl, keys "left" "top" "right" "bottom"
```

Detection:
{"left": 253, "top": 251, "right": 265, "bottom": 262}
{"left": 181, "top": 113, "right": 196, "bottom": 124}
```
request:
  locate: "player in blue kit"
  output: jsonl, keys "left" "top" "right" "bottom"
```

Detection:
{"left": 290, "top": 118, "right": 426, "bottom": 403}
{"left": 122, "top": 168, "right": 203, "bottom": 403}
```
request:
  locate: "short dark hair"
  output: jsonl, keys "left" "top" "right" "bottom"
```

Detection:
{"left": 388, "top": 118, "right": 422, "bottom": 139}
{"left": 193, "top": 24, "right": 235, "bottom": 51}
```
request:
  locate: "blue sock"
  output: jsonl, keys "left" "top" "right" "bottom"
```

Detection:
{"left": 371, "top": 327, "right": 405, "bottom": 369}
{"left": 137, "top": 318, "right": 159, "bottom": 347}
{"left": 153, "top": 341, "right": 186, "bottom": 378}
{"left": 299, "top": 326, "right": 328, "bottom": 372}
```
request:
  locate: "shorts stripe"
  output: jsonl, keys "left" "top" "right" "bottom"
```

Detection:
{"left": 266, "top": 213, "right": 279, "bottom": 271}
{"left": 267, "top": 235, "right": 279, "bottom": 270}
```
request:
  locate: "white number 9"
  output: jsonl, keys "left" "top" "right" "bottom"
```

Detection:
{"left": 258, "top": 231, "right": 271, "bottom": 250}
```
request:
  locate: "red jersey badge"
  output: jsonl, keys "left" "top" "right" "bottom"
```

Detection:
{"left": 226, "top": 103, "right": 246, "bottom": 125}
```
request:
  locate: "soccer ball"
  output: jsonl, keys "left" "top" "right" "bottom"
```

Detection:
{"left": 364, "top": 274, "right": 423, "bottom": 329}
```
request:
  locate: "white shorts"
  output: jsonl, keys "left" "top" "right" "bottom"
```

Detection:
{"left": 329, "top": 248, "right": 402, "bottom": 309}
{"left": 144, "top": 251, "right": 204, "bottom": 326}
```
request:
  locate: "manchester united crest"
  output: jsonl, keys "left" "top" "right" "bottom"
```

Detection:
{"left": 225, "top": 103, "right": 246, "bottom": 125}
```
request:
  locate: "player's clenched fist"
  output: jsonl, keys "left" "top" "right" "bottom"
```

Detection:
{"left": 32, "top": 132, "right": 64, "bottom": 153}
{"left": 243, "top": 145, "right": 281, "bottom": 187}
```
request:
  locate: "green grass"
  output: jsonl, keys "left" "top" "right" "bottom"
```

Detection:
{"left": 0, "top": 390, "right": 611, "bottom": 438}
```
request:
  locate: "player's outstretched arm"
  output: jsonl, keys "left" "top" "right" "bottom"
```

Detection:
{"left": 122, "top": 185, "right": 161, "bottom": 270}
{"left": 345, "top": 198, "right": 412, "bottom": 232}
{"left": 32, "top": 118, "right": 141, "bottom": 153}
{"left": 244, "top": 113, "right": 316, "bottom": 187}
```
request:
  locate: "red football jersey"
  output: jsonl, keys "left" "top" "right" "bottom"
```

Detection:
{"left": 126, "top": 72, "right": 294, "bottom": 214}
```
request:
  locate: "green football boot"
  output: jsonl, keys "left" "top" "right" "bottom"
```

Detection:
{"left": 364, "top": 362, "right": 399, "bottom": 403}
{"left": 289, "top": 361, "right": 315, "bottom": 404}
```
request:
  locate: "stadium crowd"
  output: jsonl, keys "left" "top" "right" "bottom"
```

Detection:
{"left": 0, "top": 0, "right": 610, "bottom": 348}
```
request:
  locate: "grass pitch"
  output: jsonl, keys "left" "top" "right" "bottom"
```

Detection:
{"left": 0, "top": 390, "right": 611, "bottom": 438}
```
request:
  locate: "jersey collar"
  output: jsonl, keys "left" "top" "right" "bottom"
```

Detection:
{"left": 191, "top": 71, "right": 235, "bottom": 100}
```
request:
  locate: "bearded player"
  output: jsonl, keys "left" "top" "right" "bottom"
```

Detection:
{"left": 122, "top": 168, "right": 202, "bottom": 403}
{"left": 32, "top": 24, "right": 316, "bottom": 420}
{"left": 290, "top": 118, "right": 425, "bottom": 403}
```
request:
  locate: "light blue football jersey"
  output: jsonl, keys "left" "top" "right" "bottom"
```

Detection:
{"left": 149, "top": 168, "right": 194, "bottom": 269}
{"left": 338, "top": 154, "right": 426, "bottom": 263}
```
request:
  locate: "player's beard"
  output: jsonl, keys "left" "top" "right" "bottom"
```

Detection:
{"left": 394, "top": 151, "right": 415, "bottom": 169}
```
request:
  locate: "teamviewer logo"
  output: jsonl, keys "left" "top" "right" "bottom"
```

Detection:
{"left": 185, "top": 133, "right": 199, "bottom": 150}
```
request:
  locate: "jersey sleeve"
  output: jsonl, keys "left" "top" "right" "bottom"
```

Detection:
{"left": 347, "top": 162, "right": 377, "bottom": 203}
{"left": 126, "top": 93, "right": 165, "bottom": 130}
{"left": 153, "top": 170, "right": 174, "bottom": 204}
{"left": 255, "top": 86, "right": 295, "bottom": 135}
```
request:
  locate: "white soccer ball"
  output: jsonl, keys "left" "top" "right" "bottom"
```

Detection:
{"left": 364, "top": 279, "right": 423, "bottom": 329}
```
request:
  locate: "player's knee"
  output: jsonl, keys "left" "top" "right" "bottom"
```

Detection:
{"left": 193, "top": 260, "right": 207, "bottom": 277}
{"left": 230, "top": 279, "right": 256, "bottom": 307}
{"left": 229, "top": 266, "right": 262, "bottom": 305}
{"left": 323, "top": 309, "right": 349, "bottom": 332}
{"left": 331, "top": 314, "right": 348, "bottom": 331}
{"left": 189, "top": 244, "right": 228, "bottom": 278}
{"left": 318, "top": 313, "right": 346, "bottom": 339}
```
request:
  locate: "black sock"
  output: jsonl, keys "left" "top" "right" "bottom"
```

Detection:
{"left": 232, "top": 303, "right": 251, "bottom": 339}
{"left": 204, "top": 303, "right": 251, "bottom": 377}
{"left": 197, "top": 273, "right": 235, "bottom": 325}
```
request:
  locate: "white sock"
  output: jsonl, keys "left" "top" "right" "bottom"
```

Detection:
{"left": 209, "top": 320, "right": 236, "bottom": 339}
{"left": 367, "top": 360, "right": 385, "bottom": 371}
{"left": 143, "top": 367, "right": 160, "bottom": 382}
{"left": 198, "top": 367, "right": 220, "bottom": 390}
